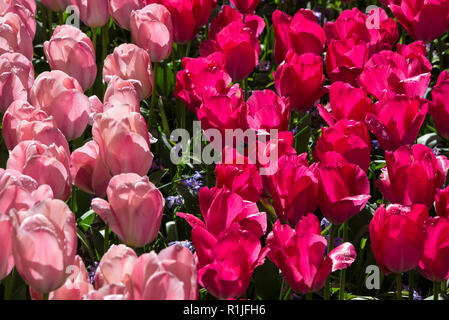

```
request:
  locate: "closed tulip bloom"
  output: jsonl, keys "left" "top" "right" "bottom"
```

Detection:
{"left": 229, "top": 0, "right": 260, "bottom": 14}
{"left": 0, "top": 168, "right": 54, "bottom": 216}
{"left": 418, "top": 217, "right": 449, "bottom": 282}
{"left": 318, "top": 152, "right": 370, "bottom": 225}
{"left": 365, "top": 95, "right": 428, "bottom": 151}
{"left": 92, "top": 173, "right": 164, "bottom": 248}
{"left": 388, "top": 0, "right": 449, "bottom": 42}
{"left": 129, "top": 244, "right": 198, "bottom": 300}
{"left": 70, "top": 0, "right": 109, "bottom": 28}
{"left": 0, "top": 213, "right": 14, "bottom": 281}
{"left": 44, "top": 25, "right": 97, "bottom": 92}
{"left": 10, "top": 199, "right": 77, "bottom": 294}
{"left": 7, "top": 140, "right": 71, "bottom": 201}
{"left": 104, "top": 76, "right": 141, "bottom": 112}
{"left": 0, "top": 0, "right": 36, "bottom": 38}
{"left": 92, "top": 105, "right": 154, "bottom": 176}
{"left": 94, "top": 244, "right": 137, "bottom": 293}
{"left": 0, "top": 52, "right": 34, "bottom": 112}
{"left": 243, "top": 90, "right": 289, "bottom": 131}
{"left": 435, "top": 187, "right": 449, "bottom": 219}
{"left": 130, "top": 4, "right": 173, "bottom": 62}
{"left": 109, "top": 0, "right": 143, "bottom": 30}
{"left": 2, "top": 100, "right": 69, "bottom": 154}
{"left": 103, "top": 43, "right": 154, "bottom": 99}
{"left": 267, "top": 214, "right": 357, "bottom": 294}
{"left": 274, "top": 51, "right": 326, "bottom": 111}
{"left": 370, "top": 204, "right": 427, "bottom": 274}
{"left": 30, "top": 70, "right": 90, "bottom": 141}
{"left": 376, "top": 144, "right": 448, "bottom": 208}
{"left": 317, "top": 81, "right": 373, "bottom": 126}
{"left": 41, "top": 0, "right": 69, "bottom": 11}
{"left": 70, "top": 141, "right": 112, "bottom": 198}
{"left": 314, "top": 120, "right": 371, "bottom": 172}
{"left": 268, "top": 154, "right": 319, "bottom": 226}
{"left": 0, "top": 12, "right": 33, "bottom": 60}
{"left": 430, "top": 71, "right": 449, "bottom": 139}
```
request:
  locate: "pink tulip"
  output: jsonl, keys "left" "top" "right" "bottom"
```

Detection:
{"left": 318, "top": 152, "right": 371, "bottom": 225}
{"left": 242, "top": 90, "right": 289, "bottom": 131}
{"left": 104, "top": 76, "right": 141, "bottom": 112}
{"left": 418, "top": 217, "right": 449, "bottom": 282}
{"left": 94, "top": 244, "right": 137, "bottom": 293}
{"left": 272, "top": 9, "right": 326, "bottom": 64}
{"left": 10, "top": 199, "right": 77, "bottom": 294}
{"left": 85, "top": 284, "right": 126, "bottom": 300}
{"left": 130, "top": 4, "right": 173, "bottom": 62}
{"left": 92, "top": 105, "right": 154, "bottom": 176}
{"left": 317, "top": 81, "right": 373, "bottom": 126}
{"left": 376, "top": 144, "right": 449, "bottom": 208}
{"left": 44, "top": 25, "right": 97, "bottom": 92}
{"left": 365, "top": 94, "right": 428, "bottom": 151}
{"left": 2, "top": 100, "right": 69, "bottom": 154}
{"left": 0, "top": 168, "right": 54, "bottom": 216}
{"left": 70, "top": 0, "right": 109, "bottom": 28}
{"left": 0, "top": 52, "right": 34, "bottom": 112}
{"left": 430, "top": 71, "right": 449, "bottom": 139}
{"left": 370, "top": 204, "right": 427, "bottom": 274}
{"left": 109, "top": 0, "right": 143, "bottom": 30}
{"left": 103, "top": 43, "right": 154, "bottom": 99}
{"left": 314, "top": 120, "right": 371, "bottom": 172}
{"left": 92, "top": 173, "right": 164, "bottom": 248}
{"left": 435, "top": 186, "right": 449, "bottom": 219}
{"left": 41, "top": 0, "right": 70, "bottom": 11}
{"left": 0, "top": 12, "right": 33, "bottom": 60}
{"left": 7, "top": 140, "right": 71, "bottom": 201}
{"left": 268, "top": 153, "right": 319, "bottom": 226}
{"left": 30, "top": 70, "right": 90, "bottom": 141}
{"left": 128, "top": 244, "right": 198, "bottom": 300}
{"left": 267, "top": 214, "right": 357, "bottom": 294}
{"left": 388, "top": 0, "right": 449, "bottom": 42}
{"left": 0, "top": 0, "right": 36, "bottom": 38}
{"left": 274, "top": 51, "right": 326, "bottom": 111}
{"left": 0, "top": 213, "right": 14, "bottom": 281}
{"left": 70, "top": 141, "right": 112, "bottom": 198}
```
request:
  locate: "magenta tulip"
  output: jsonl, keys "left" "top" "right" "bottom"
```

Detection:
{"left": 430, "top": 71, "right": 449, "bottom": 139}
{"left": 435, "top": 186, "right": 449, "bottom": 219}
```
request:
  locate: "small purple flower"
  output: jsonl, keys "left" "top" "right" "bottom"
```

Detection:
{"left": 182, "top": 171, "right": 204, "bottom": 194}
{"left": 168, "top": 240, "right": 195, "bottom": 253}
{"left": 257, "top": 60, "right": 271, "bottom": 72}
{"left": 88, "top": 261, "right": 99, "bottom": 285}
{"left": 320, "top": 217, "right": 331, "bottom": 230}
{"left": 166, "top": 195, "right": 184, "bottom": 208}
{"left": 372, "top": 139, "right": 381, "bottom": 152}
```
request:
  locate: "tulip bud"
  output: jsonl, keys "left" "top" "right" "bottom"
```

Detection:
{"left": 109, "top": 0, "right": 144, "bottom": 30}
{"left": 70, "top": 0, "right": 109, "bottom": 28}
{"left": 0, "top": 213, "right": 13, "bottom": 281}
{"left": 430, "top": 71, "right": 449, "bottom": 139}
{"left": 0, "top": 12, "right": 33, "bottom": 60}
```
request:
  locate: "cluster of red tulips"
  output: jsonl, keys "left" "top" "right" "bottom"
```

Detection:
{"left": 0, "top": 0, "right": 449, "bottom": 301}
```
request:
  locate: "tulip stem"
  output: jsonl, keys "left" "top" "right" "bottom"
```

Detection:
{"left": 59, "top": 12, "right": 64, "bottom": 25}
{"left": 104, "top": 225, "right": 110, "bottom": 254}
{"left": 324, "top": 224, "right": 337, "bottom": 300}
{"left": 396, "top": 273, "right": 402, "bottom": 300}
{"left": 101, "top": 22, "right": 110, "bottom": 96}
{"left": 434, "top": 281, "right": 440, "bottom": 300}
{"left": 47, "top": 8, "right": 53, "bottom": 38}
{"left": 442, "top": 281, "right": 447, "bottom": 296}
{"left": 408, "top": 270, "right": 414, "bottom": 300}
{"left": 305, "top": 292, "right": 313, "bottom": 300}
{"left": 149, "top": 62, "right": 159, "bottom": 129}
{"left": 321, "top": 0, "right": 327, "bottom": 26}
{"left": 3, "top": 269, "right": 16, "bottom": 300}
{"left": 339, "top": 222, "right": 348, "bottom": 300}
{"left": 42, "top": 293, "right": 49, "bottom": 300}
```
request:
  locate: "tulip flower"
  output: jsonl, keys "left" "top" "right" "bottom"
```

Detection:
{"left": 358, "top": 49, "right": 431, "bottom": 100}
{"left": 92, "top": 173, "right": 164, "bottom": 248}
{"left": 130, "top": 4, "right": 173, "bottom": 62}
{"left": 370, "top": 204, "right": 427, "bottom": 274}
{"left": 376, "top": 144, "right": 449, "bottom": 208}
{"left": 109, "top": 0, "right": 144, "bottom": 30}
{"left": 430, "top": 71, "right": 449, "bottom": 139}
{"left": 242, "top": 90, "right": 289, "bottom": 131}
{"left": 41, "top": 0, "right": 69, "bottom": 11}
{"left": 70, "top": 0, "right": 109, "bottom": 28}
{"left": 70, "top": 141, "right": 112, "bottom": 198}
{"left": 92, "top": 105, "right": 154, "bottom": 176}
{"left": 10, "top": 199, "right": 77, "bottom": 294}
{"left": 30, "top": 70, "right": 90, "bottom": 141}
{"left": 128, "top": 244, "right": 198, "bottom": 300}
{"left": 0, "top": 52, "right": 34, "bottom": 112}
{"left": 268, "top": 154, "right": 319, "bottom": 226}
{"left": 94, "top": 244, "right": 137, "bottom": 293}
{"left": 313, "top": 119, "right": 371, "bottom": 172}
{"left": 365, "top": 95, "right": 428, "bottom": 151}
{"left": 0, "top": 12, "right": 33, "bottom": 60}
{"left": 103, "top": 43, "right": 154, "bottom": 99}
{"left": 418, "top": 217, "right": 449, "bottom": 282}
{"left": 272, "top": 9, "right": 326, "bottom": 64}
{"left": 0, "top": 213, "right": 13, "bottom": 281}
{"left": 229, "top": 0, "right": 260, "bottom": 14}
{"left": 317, "top": 81, "right": 373, "bottom": 126}
{"left": 44, "top": 25, "right": 97, "bottom": 92}
{"left": 0, "top": 0, "right": 36, "bottom": 38}
{"left": 318, "top": 152, "right": 371, "bottom": 225}
{"left": 266, "top": 214, "right": 357, "bottom": 294}
{"left": 274, "top": 51, "right": 326, "bottom": 111}
{"left": 388, "top": 0, "right": 449, "bottom": 42}
{"left": 7, "top": 140, "right": 72, "bottom": 201}
{"left": 435, "top": 187, "right": 449, "bottom": 219}
{"left": 2, "top": 100, "right": 69, "bottom": 154}
{"left": 103, "top": 76, "right": 141, "bottom": 113}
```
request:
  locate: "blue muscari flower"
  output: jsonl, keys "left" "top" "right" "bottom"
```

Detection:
{"left": 166, "top": 195, "right": 184, "bottom": 209}
{"left": 320, "top": 217, "right": 331, "bottom": 230}
{"left": 88, "top": 261, "right": 99, "bottom": 285}
{"left": 168, "top": 240, "right": 195, "bottom": 253}
{"left": 182, "top": 171, "right": 204, "bottom": 194}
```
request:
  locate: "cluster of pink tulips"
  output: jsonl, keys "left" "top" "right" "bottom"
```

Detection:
{"left": 1, "top": 0, "right": 449, "bottom": 301}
